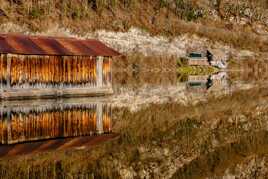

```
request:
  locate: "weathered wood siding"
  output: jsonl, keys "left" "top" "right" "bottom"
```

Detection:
{"left": 0, "top": 103, "right": 112, "bottom": 144}
{"left": 0, "top": 54, "right": 112, "bottom": 98}
{"left": 0, "top": 55, "right": 112, "bottom": 88}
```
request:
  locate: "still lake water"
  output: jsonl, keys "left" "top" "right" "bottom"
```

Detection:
{"left": 0, "top": 58, "right": 268, "bottom": 178}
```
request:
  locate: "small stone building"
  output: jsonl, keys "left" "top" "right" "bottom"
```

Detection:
{"left": 186, "top": 49, "right": 228, "bottom": 68}
{"left": 186, "top": 52, "right": 210, "bottom": 66}
{"left": 0, "top": 34, "right": 120, "bottom": 99}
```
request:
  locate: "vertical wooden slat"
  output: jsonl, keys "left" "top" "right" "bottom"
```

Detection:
{"left": 0, "top": 54, "right": 3, "bottom": 91}
{"left": 6, "top": 110, "right": 11, "bottom": 144}
{"left": 6, "top": 54, "right": 11, "bottom": 89}
{"left": 97, "top": 56, "right": 103, "bottom": 87}
{"left": 96, "top": 103, "right": 103, "bottom": 134}
{"left": 0, "top": 105, "right": 3, "bottom": 144}
{"left": 0, "top": 54, "right": 112, "bottom": 92}
{"left": 109, "top": 57, "right": 112, "bottom": 87}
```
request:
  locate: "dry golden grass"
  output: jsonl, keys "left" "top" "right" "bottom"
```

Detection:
{"left": 112, "top": 54, "right": 177, "bottom": 72}
{"left": 0, "top": 0, "right": 267, "bottom": 52}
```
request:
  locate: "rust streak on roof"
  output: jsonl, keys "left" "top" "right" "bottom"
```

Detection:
{"left": 30, "top": 37, "right": 72, "bottom": 55}
{"left": 56, "top": 38, "right": 98, "bottom": 56}
{"left": 0, "top": 37, "right": 16, "bottom": 54}
{"left": 0, "top": 34, "right": 120, "bottom": 57}
{"left": 6, "top": 35, "right": 46, "bottom": 55}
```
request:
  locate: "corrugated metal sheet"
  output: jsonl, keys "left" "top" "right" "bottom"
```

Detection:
{"left": 0, "top": 34, "right": 120, "bottom": 56}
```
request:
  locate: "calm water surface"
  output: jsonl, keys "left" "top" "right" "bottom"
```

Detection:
{"left": 1, "top": 58, "right": 268, "bottom": 178}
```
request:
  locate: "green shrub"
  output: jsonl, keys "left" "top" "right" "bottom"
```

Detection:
{"left": 174, "top": 0, "right": 204, "bottom": 21}
{"left": 159, "top": 0, "right": 168, "bottom": 8}
{"left": 29, "top": 7, "right": 44, "bottom": 19}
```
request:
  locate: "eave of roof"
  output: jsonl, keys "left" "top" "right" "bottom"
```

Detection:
{"left": 0, "top": 34, "right": 120, "bottom": 57}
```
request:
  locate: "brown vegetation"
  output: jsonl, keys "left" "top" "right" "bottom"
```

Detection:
{"left": 228, "top": 58, "right": 268, "bottom": 83}
{"left": 0, "top": 0, "right": 267, "bottom": 52}
{"left": 113, "top": 54, "right": 177, "bottom": 72}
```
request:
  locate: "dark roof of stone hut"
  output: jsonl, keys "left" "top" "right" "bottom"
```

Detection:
{"left": 0, "top": 34, "right": 120, "bottom": 56}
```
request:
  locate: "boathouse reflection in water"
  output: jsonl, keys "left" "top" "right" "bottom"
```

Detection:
{"left": 0, "top": 99, "right": 112, "bottom": 145}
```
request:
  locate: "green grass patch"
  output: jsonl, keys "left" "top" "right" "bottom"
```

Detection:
{"left": 177, "top": 66, "right": 219, "bottom": 75}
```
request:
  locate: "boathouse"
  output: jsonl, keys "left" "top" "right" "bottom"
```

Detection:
{"left": 0, "top": 34, "right": 120, "bottom": 99}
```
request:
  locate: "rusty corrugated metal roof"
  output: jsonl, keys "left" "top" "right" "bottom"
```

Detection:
{"left": 0, "top": 34, "right": 120, "bottom": 56}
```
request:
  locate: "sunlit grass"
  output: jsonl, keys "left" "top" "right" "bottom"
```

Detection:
{"left": 177, "top": 66, "right": 219, "bottom": 75}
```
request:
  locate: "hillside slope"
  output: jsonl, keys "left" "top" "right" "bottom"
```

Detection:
{"left": 0, "top": 0, "right": 267, "bottom": 52}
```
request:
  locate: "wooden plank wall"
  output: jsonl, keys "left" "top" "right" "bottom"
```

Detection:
{"left": 0, "top": 104, "right": 112, "bottom": 144}
{"left": 0, "top": 55, "right": 112, "bottom": 89}
{"left": 103, "top": 57, "right": 112, "bottom": 86}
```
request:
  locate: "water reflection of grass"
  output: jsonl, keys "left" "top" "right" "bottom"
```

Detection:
{"left": 0, "top": 87, "right": 268, "bottom": 178}
{"left": 177, "top": 73, "right": 189, "bottom": 82}
{"left": 172, "top": 131, "right": 268, "bottom": 179}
